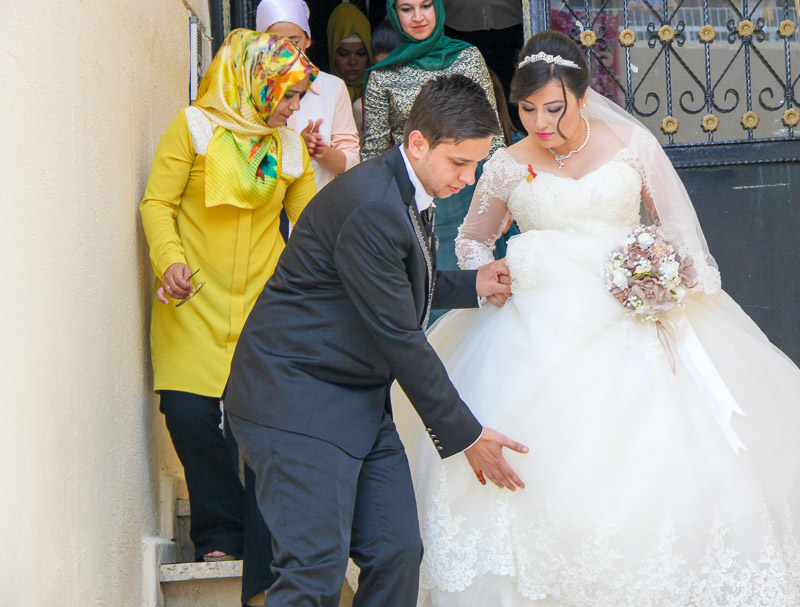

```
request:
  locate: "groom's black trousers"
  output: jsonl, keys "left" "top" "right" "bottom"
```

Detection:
{"left": 229, "top": 410, "right": 423, "bottom": 607}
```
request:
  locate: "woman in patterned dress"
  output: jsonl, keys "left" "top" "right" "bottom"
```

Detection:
{"left": 362, "top": 0, "right": 505, "bottom": 284}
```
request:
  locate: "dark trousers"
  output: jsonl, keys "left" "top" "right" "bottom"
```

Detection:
{"left": 230, "top": 411, "right": 423, "bottom": 607}
{"left": 160, "top": 390, "right": 245, "bottom": 561}
{"left": 241, "top": 462, "right": 276, "bottom": 604}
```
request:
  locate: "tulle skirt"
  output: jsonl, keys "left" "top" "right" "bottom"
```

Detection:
{"left": 393, "top": 229, "right": 800, "bottom": 607}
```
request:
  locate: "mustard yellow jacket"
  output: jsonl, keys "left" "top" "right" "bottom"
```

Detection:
{"left": 140, "top": 109, "right": 316, "bottom": 397}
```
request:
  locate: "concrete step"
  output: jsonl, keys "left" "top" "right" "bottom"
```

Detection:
{"left": 161, "top": 561, "right": 242, "bottom": 607}
{"left": 167, "top": 499, "right": 355, "bottom": 606}
{"left": 160, "top": 561, "right": 355, "bottom": 607}
{"left": 174, "top": 498, "right": 193, "bottom": 563}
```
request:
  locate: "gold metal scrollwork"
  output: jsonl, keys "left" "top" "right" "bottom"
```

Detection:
{"left": 580, "top": 29, "right": 597, "bottom": 47}
{"left": 783, "top": 108, "right": 800, "bottom": 127}
{"left": 661, "top": 116, "right": 679, "bottom": 134}
{"left": 737, "top": 20, "right": 755, "bottom": 37}
{"left": 778, "top": 20, "right": 797, "bottom": 38}
{"left": 701, "top": 114, "right": 720, "bottom": 132}
{"left": 741, "top": 111, "right": 760, "bottom": 130}
{"left": 619, "top": 29, "right": 636, "bottom": 47}
{"left": 699, "top": 24, "right": 716, "bottom": 43}
{"left": 658, "top": 25, "right": 676, "bottom": 42}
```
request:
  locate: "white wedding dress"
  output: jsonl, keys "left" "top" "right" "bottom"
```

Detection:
{"left": 392, "top": 146, "right": 800, "bottom": 607}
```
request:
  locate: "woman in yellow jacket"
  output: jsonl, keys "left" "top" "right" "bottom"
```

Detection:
{"left": 140, "top": 30, "right": 318, "bottom": 562}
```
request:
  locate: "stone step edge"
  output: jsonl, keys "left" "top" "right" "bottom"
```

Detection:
{"left": 160, "top": 560, "right": 243, "bottom": 583}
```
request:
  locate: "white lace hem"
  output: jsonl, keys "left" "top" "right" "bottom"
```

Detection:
{"left": 419, "top": 467, "right": 800, "bottom": 607}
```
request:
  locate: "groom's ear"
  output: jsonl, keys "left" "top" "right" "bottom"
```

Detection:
{"left": 405, "top": 129, "right": 430, "bottom": 160}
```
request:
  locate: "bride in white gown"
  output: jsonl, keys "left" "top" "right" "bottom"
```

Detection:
{"left": 392, "top": 31, "right": 800, "bottom": 606}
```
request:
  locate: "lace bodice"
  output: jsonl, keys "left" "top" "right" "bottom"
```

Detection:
{"left": 455, "top": 148, "right": 644, "bottom": 270}
{"left": 509, "top": 157, "right": 641, "bottom": 236}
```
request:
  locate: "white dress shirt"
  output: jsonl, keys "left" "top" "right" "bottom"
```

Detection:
{"left": 398, "top": 144, "right": 433, "bottom": 214}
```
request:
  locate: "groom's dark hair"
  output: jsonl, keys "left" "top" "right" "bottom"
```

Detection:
{"left": 403, "top": 74, "right": 501, "bottom": 149}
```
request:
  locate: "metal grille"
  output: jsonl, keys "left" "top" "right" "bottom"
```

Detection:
{"left": 189, "top": 16, "right": 204, "bottom": 104}
{"left": 239, "top": 0, "right": 259, "bottom": 30}
{"left": 527, "top": 0, "right": 799, "bottom": 145}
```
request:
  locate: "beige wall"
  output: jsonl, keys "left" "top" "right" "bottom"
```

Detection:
{"left": 0, "top": 1, "right": 210, "bottom": 604}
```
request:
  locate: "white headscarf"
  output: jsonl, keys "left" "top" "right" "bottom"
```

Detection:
{"left": 255, "top": 0, "right": 311, "bottom": 37}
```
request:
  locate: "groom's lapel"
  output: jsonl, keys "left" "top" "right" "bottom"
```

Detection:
{"left": 407, "top": 204, "right": 434, "bottom": 326}
{"left": 386, "top": 147, "right": 434, "bottom": 326}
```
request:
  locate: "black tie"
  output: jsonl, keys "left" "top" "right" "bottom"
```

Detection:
{"left": 420, "top": 207, "right": 433, "bottom": 237}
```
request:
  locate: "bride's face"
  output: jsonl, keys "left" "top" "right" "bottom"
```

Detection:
{"left": 518, "top": 79, "right": 587, "bottom": 151}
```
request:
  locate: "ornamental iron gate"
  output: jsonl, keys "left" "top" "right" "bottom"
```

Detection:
{"left": 524, "top": 0, "right": 799, "bottom": 144}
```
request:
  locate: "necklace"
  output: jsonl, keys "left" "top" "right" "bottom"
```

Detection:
{"left": 549, "top": 116, "right": 591, "bottom": 169}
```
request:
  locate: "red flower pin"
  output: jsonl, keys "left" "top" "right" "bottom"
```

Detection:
{"left": 526, "top": 164, "right": 537, "bottom": 182}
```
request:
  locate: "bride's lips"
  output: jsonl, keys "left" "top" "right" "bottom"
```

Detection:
{"left": 536, "top": 132, "right": 554, "bottom": 140}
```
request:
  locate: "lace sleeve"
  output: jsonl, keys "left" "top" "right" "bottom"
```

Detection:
{"left": 614, "top": 147, "right": 659, "bottom": 223}
{"left": 455, "top": 149, "right": 528, "bottom": 269}
{"left": 619, "top": 140, "right": 721, "bottom": 294}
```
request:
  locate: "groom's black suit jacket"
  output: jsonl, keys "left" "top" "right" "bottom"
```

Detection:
{"left": 225, "top": 147, "right": 483, "bottom": 459}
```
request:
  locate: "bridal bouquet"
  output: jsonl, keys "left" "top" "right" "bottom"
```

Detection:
{"left": 604, "top": 225, "right": 698, "bottom": 321}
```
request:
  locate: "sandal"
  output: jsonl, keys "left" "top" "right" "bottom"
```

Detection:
{"left": 202, "top": 551, "right": 236, "bottom": 562}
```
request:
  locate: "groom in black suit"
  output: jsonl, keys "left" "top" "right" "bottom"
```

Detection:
{"left": 226, "top": 75, "right": 528, "bottom": 607}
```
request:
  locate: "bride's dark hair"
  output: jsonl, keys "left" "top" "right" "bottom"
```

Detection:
{"left": 510, "top": 31, "right": 591, "bottom": 139}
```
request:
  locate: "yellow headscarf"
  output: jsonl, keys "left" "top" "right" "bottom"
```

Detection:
{"left": 327, "top": 4, "right": 373, "bottom": 103}
{"left": 194, "top": 29, "right": 318, "bottom": 209}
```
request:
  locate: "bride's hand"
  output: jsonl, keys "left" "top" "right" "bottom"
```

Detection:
{"left": 464, "top": 427, "right": 528, "bottom": 491}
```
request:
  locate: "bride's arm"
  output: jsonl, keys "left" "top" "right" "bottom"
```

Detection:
{"left": 626, "top": 138, "right": 721, "bottom": 294}
{"left": 455, "top": 151, "right": 524, "bottom": 270}
{"left": 641, "top": 185, "right": 660, "bottom": 224}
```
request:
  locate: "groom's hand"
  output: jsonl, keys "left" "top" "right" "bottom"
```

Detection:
{"left": 464, "top": 427, "right": 528, "bottom": 491}
{"left": 476, "top": 260, "right": 512, "bottom": 308}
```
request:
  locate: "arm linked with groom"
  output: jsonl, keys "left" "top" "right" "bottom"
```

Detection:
{"left": 225, "top": 74, "right": 528, "bottom": 607}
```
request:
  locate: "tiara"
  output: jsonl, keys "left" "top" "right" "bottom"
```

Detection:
{"left": 517, "top": 52, "right": 580, "bottom": 70}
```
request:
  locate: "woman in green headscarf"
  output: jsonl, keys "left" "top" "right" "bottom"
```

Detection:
{"left": 361, "top": 0, "right": 505, "bottom": 310}
{"left": 139, "top": 30, "right": 318, "bottom": 564}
